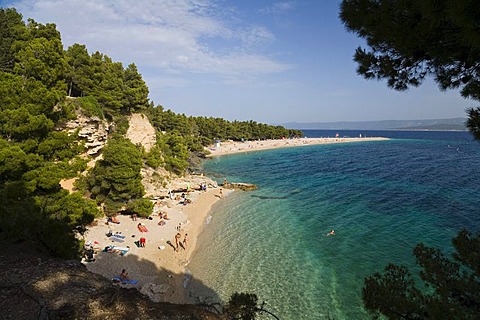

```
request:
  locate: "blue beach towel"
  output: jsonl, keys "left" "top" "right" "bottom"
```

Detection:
{"left": 112, "top": 276, "right": 138, "bottom": 285}
{"left": 111, "top": 234, "right": 125, "bottom": 243}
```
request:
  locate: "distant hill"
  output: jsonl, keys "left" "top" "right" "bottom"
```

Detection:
{"left": 282, "top": 118, "right": 468, "bottom": 131}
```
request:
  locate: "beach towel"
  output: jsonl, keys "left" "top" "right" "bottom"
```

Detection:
{"left": 112, "top": 246, "right": 129, "bottom": 251}
{"left": 112, "top": 246, "right": 130, "bottom": 255}
{"left": 112, "top": 276, "right": 138, "bottom": 285}
{"left": 111, "top": 234, "right": 125, "bottom": 242}
{"left": 104, "top": 245, "right": 130, "bottom": 255}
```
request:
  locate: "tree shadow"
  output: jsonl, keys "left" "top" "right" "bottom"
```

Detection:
{"left": 0, "top": 242, "right": 225, "bottom": 319}
{"left": 86, "top": 247, "right": 224, "bottom": 306}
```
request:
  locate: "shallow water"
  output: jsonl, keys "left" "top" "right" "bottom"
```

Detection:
{"left": 189, "top": 130, "right": 480, "bottom": 319}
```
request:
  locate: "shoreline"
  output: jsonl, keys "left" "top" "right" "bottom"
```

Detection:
{"left": 205, "top": 136, "right": 389, "bottom": 157}
{"left": 83, "top": 136, "right": 388, "bottom": 305}
{"left": 83, "top": 186, "right": 229, "bottom": 304}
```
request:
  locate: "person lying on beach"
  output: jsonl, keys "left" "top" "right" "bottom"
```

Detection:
{"left": 108, "top": 216, "right": 120, "bottom": 224}
{"left": 159, "top": 212, "right": 170, "bottom": 220}
{"left": 105, "top": 246, "right": 121, "bottom": 254}
{"left": 84, "top": 247, "right": 95, "bottom": 262}
{"left": 137, "top": 223, "right": 148, "bottom": 232}
{"left": 158, "top": 218, "right": 166, "bottom": 226}
{"left": 326, "top": 230, "right": 335, "bottom": 236}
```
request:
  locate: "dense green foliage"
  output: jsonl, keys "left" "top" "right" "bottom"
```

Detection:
{"left": 147, "top": 106, "right": 302, "bottom": 145}
{"left": 126, "top": 198, "right": 154, "bottom": 218}
{"left": 145, "top": 105, "right": 303, "bottom": 172}
{"left": 0, "top": 7, "right": 301, "bottom": 260}
{"left": 86, "top": 136, "right": 144, "bottom": 215}
{"left": 362, "top": 230, "right": 480, "bottom": 319}
{"left": 340, "top": 0, "right": 480, "bottom": 140}
{"left": 65, "top": 44, "right": 150, "bottom": 117}
{"left": 0, "top": 8, "right": 101, "bottom": 259}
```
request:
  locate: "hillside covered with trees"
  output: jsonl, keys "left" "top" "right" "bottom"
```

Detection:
{"left": 0, "top": 7, "right": 302, "bottom": 261}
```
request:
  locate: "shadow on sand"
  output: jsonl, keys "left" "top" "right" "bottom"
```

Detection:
{"left": 0, "top": 242, "right": 225, "bottom": 319}
{"left": 87, "top": 248, "right": 224, "bottom": 310}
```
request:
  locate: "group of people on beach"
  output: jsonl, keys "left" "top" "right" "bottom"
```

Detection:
{"left": 174, "top": 232, "right": 188, "bottom": 252}
{"left": 157, "top": 211, "right": 170, "bottom": 226}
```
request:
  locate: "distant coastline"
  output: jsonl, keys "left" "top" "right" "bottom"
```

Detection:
{"left": 281, "top": 117, "right": 467, "bottom": 131}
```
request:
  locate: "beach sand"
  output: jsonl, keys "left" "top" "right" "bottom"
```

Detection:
{"left": 83, "top": 187, "right": 228, "bottom": 304}
{"left": 206, "top": 136, "right": 389, "bottom": 157}
{"left": 83, "top": 136, "right": 388, "bottom": 304}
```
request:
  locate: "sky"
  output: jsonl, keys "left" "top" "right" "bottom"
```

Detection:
{"left": 2, "top": 0, "right": 475, "bottom": 124}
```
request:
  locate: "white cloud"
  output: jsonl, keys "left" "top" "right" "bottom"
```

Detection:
{"left": 259, "top": 2, "right": 294, "bottom": 15}
{"left": 9, "top": 0, "right": 290, "bottom": 78}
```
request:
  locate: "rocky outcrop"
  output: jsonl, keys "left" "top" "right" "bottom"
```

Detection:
{"left": 140, "top": 283, "right": 174, "bottom": 302}
{"left": 126, "top": 113, "right": 156, "bottom": 152}
{"left": 59, "top": 115, "right": 110, "bottom": 156}
{"left": 141, "top": 167, "right": 219, "bottom": 199}
{"left": 223, "top": 182, "right": 257, "bottom": 191}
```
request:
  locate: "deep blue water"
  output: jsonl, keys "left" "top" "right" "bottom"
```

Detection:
{"left": 188, "top": 130, "right": 480, "bottom": 319}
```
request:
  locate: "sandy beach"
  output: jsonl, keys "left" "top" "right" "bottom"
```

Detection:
{"left": 83, "top": 135, "right": 388, "bottom": 304}
{"left": 83, "top": 186, "right": 228, "bottom": 304}
{"left": 205, "top": 136, "right": 389, "bottom": 157}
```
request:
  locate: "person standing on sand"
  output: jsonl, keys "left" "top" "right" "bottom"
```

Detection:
{"left": 219, "top": 188, "right": 224, "bottom": 199}
{"left": 175, "top": 232, "right": 181, "bottom": 252}
{"left": 183, "top": 233, "right": 188, "bottom": 249}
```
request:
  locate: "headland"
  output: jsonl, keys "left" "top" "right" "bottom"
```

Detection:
{"left": 206, "top": 136, "right": 389, "bottom": 157}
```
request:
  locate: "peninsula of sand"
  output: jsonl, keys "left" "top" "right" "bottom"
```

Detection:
{"left": 81, "top": 116, "right": 388, "bottom": 304}
{"left": 206, "top": 135, "right": 389, "bottom": 157}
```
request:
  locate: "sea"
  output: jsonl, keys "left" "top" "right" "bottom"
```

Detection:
{"left": 188, "top": 130, "right": 480, "bottom": 319}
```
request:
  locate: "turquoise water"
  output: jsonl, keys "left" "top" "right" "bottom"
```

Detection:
{"left": 188, "top": 131, "right": 480, "bottom": 319}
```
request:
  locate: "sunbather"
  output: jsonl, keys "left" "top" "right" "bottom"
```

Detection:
{"left": 84, "top": 248, "right": 95, "bottom": 262}
{"left": 108, "top": 216, "right": 120, "bottom": 224}
{"left": 137, "top": 223, "right": 148, "bottom": 232}
{"left": 120, "top": 269, "right": 129, "bottom": 281}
